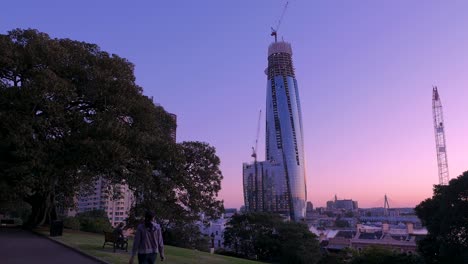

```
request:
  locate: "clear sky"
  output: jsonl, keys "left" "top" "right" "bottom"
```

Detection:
{"left": 2, "top": 0, "right": 467, "bottom": 209}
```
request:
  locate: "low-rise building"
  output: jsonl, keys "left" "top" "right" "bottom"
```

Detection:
{"left": 312, "top": 222, "right": 427, "bottom": 255}
{"left": 350, "top": 223, "right": 426, "bottom": 255}
{"left": 198, "top": 208, "right": 238, "bottom": 250}
{"left": 326, "top": 195, "right": 358, "bottom": 211}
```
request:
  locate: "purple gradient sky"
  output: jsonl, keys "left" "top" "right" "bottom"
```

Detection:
{"left": 2, "top": 1, "right": 467, "bottom": 208}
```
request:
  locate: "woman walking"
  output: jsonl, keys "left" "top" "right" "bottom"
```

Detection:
{"left": 129, "top": 211, "right": 165, "bottom": 264}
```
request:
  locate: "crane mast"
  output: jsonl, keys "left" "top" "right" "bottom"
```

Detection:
{"left": 432, "top": 86, "right": 450, "bottom": 185}
{"left": 250, "top": 110, "right": 262, "bottom": 211}
{"left": 271, "top": 1, "right": 289, "bottom": 42}
{"left": 251, "top": 110, "right": 262, "bottom": 161}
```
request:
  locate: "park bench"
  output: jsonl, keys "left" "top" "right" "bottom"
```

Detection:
{"left": 103, "top": 231, "right": 128, "bottom": 252}
{"left": 0, "top": 219, "right": 16, "bottom": 227}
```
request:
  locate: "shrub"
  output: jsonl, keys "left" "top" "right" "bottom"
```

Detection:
{"left": 215, "top": 248, "right": 246, "bottom": 258}
{"left": 75, "top": 210, "right": 112, "bottom": 233}
{"left": 63, "top": 217, "right": 80, "bottom": 230}
{"left": 163, "top": 222, "right": 210, "bottom": 252}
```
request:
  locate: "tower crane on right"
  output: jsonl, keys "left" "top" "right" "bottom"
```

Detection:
{"left": 432, "top": 86, "right": 450, "bottom": 185}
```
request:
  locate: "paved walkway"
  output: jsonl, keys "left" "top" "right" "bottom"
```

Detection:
{"left": 0, "top": 228, "right": 100, "bottom": 264}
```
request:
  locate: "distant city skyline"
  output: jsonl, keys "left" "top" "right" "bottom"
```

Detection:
{"left": 2, "top": 0, "right": 468, "bottom": 209}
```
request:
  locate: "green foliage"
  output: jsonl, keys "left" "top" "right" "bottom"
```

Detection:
{"left": 276, "top": 221, "right": 322, "bottom": 264}
{"left": 0, "top": 28, "right": 223, "bottom": 232}
{"left": 63, "top": 217, "right": 80, "bottom": 230}
{"left": 349, "top": 246, "right": 424, "bottom": 264}
{"left": 75, "top": 210, "right": 112, "bottom": 233}
{"left": 415, "top": 171, "right": 468, "bottom": 264}
{"left": 317, "top": 252, "right": 349, "bottom": 264}
{"left": 128, "top": 141, "right": 224, "bottom": 228}
{"left": 164, "top": 222, "right": 210, "bottom": 252}
{"left": 215, "top": 248, "right": 246, "bottom": 259}
{"left": 224, "top": 212, "right": 321, "bottom": 264}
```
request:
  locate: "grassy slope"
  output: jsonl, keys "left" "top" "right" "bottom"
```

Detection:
{"left": 36, "top": 228, "right": 261, "bottom": 264}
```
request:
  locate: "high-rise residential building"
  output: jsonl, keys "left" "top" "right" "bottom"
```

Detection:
{"left": 72, "top": 178, "right": 134, "bottom": 227}
{"left": 243, "top": 40, "right": 307, "bottom": 221}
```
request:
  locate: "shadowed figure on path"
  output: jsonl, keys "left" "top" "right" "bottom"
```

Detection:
{"left": 129, "top": 211, "right": 165, "bottom": 264}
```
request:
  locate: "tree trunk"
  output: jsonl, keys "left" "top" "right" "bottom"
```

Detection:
{"left": 24, "top": 192, "right": 57, "bottom": 228}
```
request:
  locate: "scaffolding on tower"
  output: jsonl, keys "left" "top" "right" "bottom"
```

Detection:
{"left": 432, "top": 86, "right": 450, "bottom": 185}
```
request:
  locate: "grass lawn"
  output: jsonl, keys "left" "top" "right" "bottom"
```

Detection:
{"left": 36, "top": 228, "right": 261, "bottom": 264}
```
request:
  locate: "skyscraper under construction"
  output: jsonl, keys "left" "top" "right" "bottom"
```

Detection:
{"left": 243, "top": 39, "right": 307, "bottom": 221}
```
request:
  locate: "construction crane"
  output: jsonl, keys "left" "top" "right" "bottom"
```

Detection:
{"left": 250, "top": 110, "right": 262, "bottom": 211}
{"left": 432, "top": 86, "right": 450, "bottom": 185}
{"left": 271, "top": 1, "right": 289, "bottom": 42}
{"left": 251, "top": 110, "right": 262, "bottom": 162}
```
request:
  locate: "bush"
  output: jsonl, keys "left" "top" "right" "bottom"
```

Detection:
{"left": 215, "top": 248, "right": 246, "bottom": 258}
{"left": 163, "top": 223, "right": 210, "bottom": 252}
{"left": 75, "top": 210, "right": 112, "bottom": 233}
{"left": 0, "top": 201, "right": 31, "bottom": 224}
{"left": 224, "top": 213, "right": 321, "bottom": 264}
{"left": 63, "top": 217, "right": 80, "bottom": 230}
{"left": 79, "top": 218, "right": 112, "bottom": 233}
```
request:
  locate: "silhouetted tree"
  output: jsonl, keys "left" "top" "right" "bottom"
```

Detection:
{"left": 127, "top": 141, "right": 224, "bottom": 228}
{"left": 415, "top": 171, "right": 468, "bottom": 264}
{"left": 277, "top": 220, "right": 322, "bottom": 264}
{"left": 0, "top": 29, "right": 223, "bottom": 227}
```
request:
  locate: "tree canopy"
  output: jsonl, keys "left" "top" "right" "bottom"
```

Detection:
{"left": 223, "top": 212, "right": 321, "bottom": 264}
{"left": 0, "top": 28, "right": 223, "bottom": 227}
{"left": 415, "top": 171, "right": 468, "bottom": 264}
{"left": 128, "top": 141, "right": 224, "bottom": 227}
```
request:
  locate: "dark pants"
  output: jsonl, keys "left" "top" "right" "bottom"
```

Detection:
{"left": 138, "top": 253, "right": 157, "bottom": 264}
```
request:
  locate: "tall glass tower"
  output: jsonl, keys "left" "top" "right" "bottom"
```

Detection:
{"left": 243, "top": 40, "right": 307, "bottom": 221}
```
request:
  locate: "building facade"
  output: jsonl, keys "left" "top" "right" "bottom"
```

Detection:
{"left": 198, "top": 208, "right": 238, "bottom": 250}
{"left": 73, "top": 178, "right": 134, "bottom": 227}
{"left": 243, "top": 40, "right": 307, "bottom": 221}
{"left": 326, "top": 197, "right": 359, "bottom": 211}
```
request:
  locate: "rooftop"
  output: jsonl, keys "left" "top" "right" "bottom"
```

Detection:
{"left": 268, "top": 41, "right": 292, "bottom": 57}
